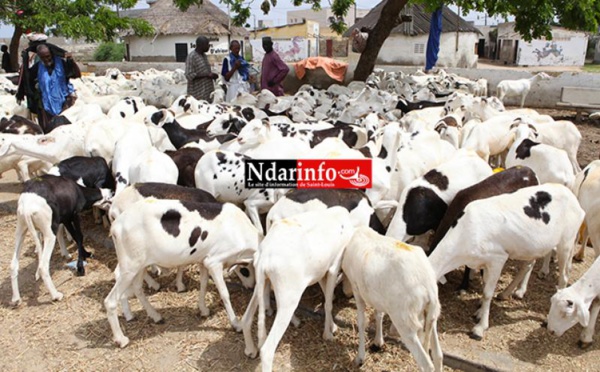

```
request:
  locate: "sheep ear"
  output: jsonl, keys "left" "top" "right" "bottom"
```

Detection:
{"left": 509, "top": 121, "right": 520, "bottom": 130}
{"left": 434, "top": 122, "right": 446, "bottom": 133}
{"left": 574, "top": 299, "right": 590, "bottom": 327}
{"left": 528, "top": 124, "right": 538, "bottom": 135}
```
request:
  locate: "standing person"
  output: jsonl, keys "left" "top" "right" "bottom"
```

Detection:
{"left": 261, "top": 37, "right": 289, "bottom": 96}
{"left": 185, "top": 35, "right": 218, "bottom": 102}
{"left": 221, "top": 40, "right": 250, "bottom": 102}
{"left": 15, "top": 44, "right": 79, "bottom": 131}
{"left": 1, "top": 45, "right": 13, "bottom": 73}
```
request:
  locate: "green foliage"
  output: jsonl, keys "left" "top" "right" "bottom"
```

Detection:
{"left": 93, "top": 42, "right": 125, "bottom": 62}
{"left": 173, "top": 0, "right": 600, "bottom": 42}
{"left": 0, "top": 0, "right": 153, "bottom": 42}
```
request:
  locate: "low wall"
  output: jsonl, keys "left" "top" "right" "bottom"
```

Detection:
{"left": 84, "top": 61, "right": 600, "bottom": 109}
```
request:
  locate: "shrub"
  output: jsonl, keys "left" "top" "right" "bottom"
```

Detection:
{"left": 93, "top": 42, "right": 125, "bottom": 62}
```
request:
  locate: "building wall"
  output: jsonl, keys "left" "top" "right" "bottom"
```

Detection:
{"left": 287, "top": 8, "right": 369, "bottom": 38}
{"left": 374, "top": 32, "right": 478, "bottom": 68}
{"left": 497, "top": 23, "right": 588, "bottom": 66}
{"left": 124, "top": 34, "right": 232, "bottom": 63}
{"left": 517, "top": 37, "right": 587, "bottom": 66}
{"left": 254, "top": 21, "right": 319, "bottom": 39}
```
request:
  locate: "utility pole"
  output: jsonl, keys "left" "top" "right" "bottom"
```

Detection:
{"left": 227, "top": 2, "right": 231, "bottom": 44}
{"left": 253, "top": 15, "right": 257, "bottom": 39}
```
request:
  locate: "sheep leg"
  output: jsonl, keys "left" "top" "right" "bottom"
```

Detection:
{"left": 353, "top": 288, "right": 368, "bottom": 366}
{"left": 556, "top": 240, "right": 575, "bottom": 289}
{"left": 10, "top": 218, "right": 27, "bottom": 306}
{"left": 56, "top": 224, "right": 72, "bottom": 259}
{"left": 143, "top": 272, "right": 161, "bottom": 291}
{"left": 241, "top": 279, "right": 261, "bottom": 358}
{"left": 104, "top": 266, "right": 138, "bottom": 348}
{"left": 373, "top": 311, "right": 385, "bottom": 349}
{"left": 37, "top": 231, "right": 63, "bottom": 301}
{"left": 197, "top": 265, "right": 210, "bottom": 317}
{"left": 174, "top": 266, "right": 186, "bottom": 292}
{"left": 497, "top": 260, "right": 535, "bottom": 300}
{"left": 471, "top": 260, "right": 506, "bottom": 340}
{"left": 390, "top": 318, "right": 435, "bottom": 372}
{"left": 63, "top": 215, "right": 88, "bottom": 276}
{"left": 132, "top": 272, "right": 163, "bottom": 323}
{"left": 205, "top": 260, "right": 241, "bottom": 332}
{"left": 538, "top": 251, "right": 553, "bottom": 279}
{"left": 322, "top": 269, "right": 339, "bottom": 340}
{"left": 580, "top": 299, "right": 600, "bottom": 348}
{"left": 260, "top": 286, "right": 304, "bottom": 372}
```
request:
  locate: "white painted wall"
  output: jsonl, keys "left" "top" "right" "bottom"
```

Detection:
{"left": 125, "top": 34, "right": 232, "bottom": 61}
{"left": 249, "top": 37, "right": 315, "bottom": 63}
{"left": 516, "top": 37, "right": 588, "bottom": 66}
{"left": 376, "top": 32, "right": 478, "bottom": 68}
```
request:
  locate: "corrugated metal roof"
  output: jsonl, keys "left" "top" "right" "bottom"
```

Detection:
{"left": 343, "top": 2, "right": 481, "bottom": 37}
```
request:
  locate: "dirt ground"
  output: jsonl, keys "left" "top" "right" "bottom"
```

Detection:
{"left": 0, "top": 110, "right": 599, "bottom": 372}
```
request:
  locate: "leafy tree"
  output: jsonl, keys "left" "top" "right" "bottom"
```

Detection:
{"left": 94, "top": 42, "right": 126, "bottom": 62}
{"left": 174, "top": 0, "right": 600, "bottom": 81}
{"left": 0, "top": 0, "right": 153, "bottom": 70}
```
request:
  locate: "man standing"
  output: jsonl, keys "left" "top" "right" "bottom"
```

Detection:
{"left": 221, "top": 40, "right": 250, "bottom": 102}
{"left": 1, "top": 45, "right": 13, "bottom": 72}
{"left": 261, "top": 37, "right": 289, "bottom": 96}
{"left": 16, "top": 44, "right": 78, "bottom": 131}
{"left": 186, "top": 36, "right": 218, "bottom": 101}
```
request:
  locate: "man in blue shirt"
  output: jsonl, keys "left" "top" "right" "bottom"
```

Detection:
{"left": 221, "top": 40, "right": 250, "bottom": 102}
{"left": 16, "top": 43, "right": 79, "bottom": 132}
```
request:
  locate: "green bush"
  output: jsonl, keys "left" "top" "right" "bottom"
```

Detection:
{"left": 93, "top": 42, "right": 125, "bottom": 62}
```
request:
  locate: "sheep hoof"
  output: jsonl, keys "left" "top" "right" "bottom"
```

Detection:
{"left": 199, "top": 307, "right": 210, "bottom": 317}
{"left": 10, "top": 298, "right": 22, "bottom": 307}
{"left": 540, "top": 320, "right": 548, "bottom": 328}
{"left": 537, "top": 271, "right": 548, "bottom": 279}
{"left": 154, "top": 317, "right": 165, "bottom": 324}
{"left": 496, "top": 293, "right": 510, "bottom": 301}
{"left": 578, "top": 340, "right": 593, "bottom": 349}
{"left": 52, "top": 292, "right": 64, "bottom": 301}
{"left": 115, "top": 337, "right": 130, "bottom": 348}
{"left": 244, "top": 347, "right": 258, "bottom": 359}
{"left": 76, "top": 266, "right": 86, "bottom": 277}
{"left": 469, "top": 332, "right": 483, "bottom": 341}
{"left": 369, "top": 344, "right": 382, "bottom": 353}
{"left": 353, "top": 356, "right": 364, "bottom": 367}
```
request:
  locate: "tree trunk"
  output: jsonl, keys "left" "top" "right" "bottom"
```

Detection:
{"left": 353, "top": 0, "right": 409, "bottom": 81}
{"left": 9, "top": 25, "right": 23, "bottom": 73}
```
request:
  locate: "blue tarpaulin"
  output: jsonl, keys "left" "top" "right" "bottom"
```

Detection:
{"left": 425, "top": 7, "right": 443, "bottom": 71}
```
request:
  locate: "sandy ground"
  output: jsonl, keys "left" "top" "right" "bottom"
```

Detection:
{"left": 0, "top": 110, "right": 599, "bottom": 372}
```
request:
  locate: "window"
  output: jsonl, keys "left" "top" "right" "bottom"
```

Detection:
{"left": 414, "top": 43, "right": 425, "bottom": 54}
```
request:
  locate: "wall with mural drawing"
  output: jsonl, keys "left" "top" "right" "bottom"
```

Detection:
{"left": 497, "top": 23, "right": 588, "bottom": 67}
{"left": 249, "top": 37, "right": 315, "bottom": 63}
{"left": 517, "top": 37, "right": 588, "bottom": 66}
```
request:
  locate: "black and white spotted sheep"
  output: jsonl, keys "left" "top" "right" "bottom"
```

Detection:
{"left": 428, "top": 166, "right": 539, "bottom": 291}
{"left": 428, "top": 183, "right": 584, "bottom": 341}
{"left": 0, "top": 115, "right": 43, "bottom": 135}
{"left": 266, "top": 188, "right": 386, "bottom": 234}
{"left": 386, "top": 151, "right": 493, "bottom": 243}
{"left": 10, "top": 175, "right": 113, "bottom": 305}
{"left": 195, "top": 150, "right": 280, "bottom": 233}
{"left": 105, "top": 199, "right": 261, "bottom": 348}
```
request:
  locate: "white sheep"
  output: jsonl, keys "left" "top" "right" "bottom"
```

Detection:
{"left": 429, "top": 183, "right": 584, "bottom": 340}
{"left": 342, "top": 226, "right": 443, "bottom": 371}
{"left": 547, "top": 254, "right": 600, "bottom": 348}
{"left": 240, "top": 207, "right": 355, "bottom": 372}
{"left": 105, "top": 199, "right": 261, "bottom": 348}
{"left": 496, "top": 72, "right": 552, "bottom": 108}
{"left": 505, "top": 120, "right": 574, "bottom": 189}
